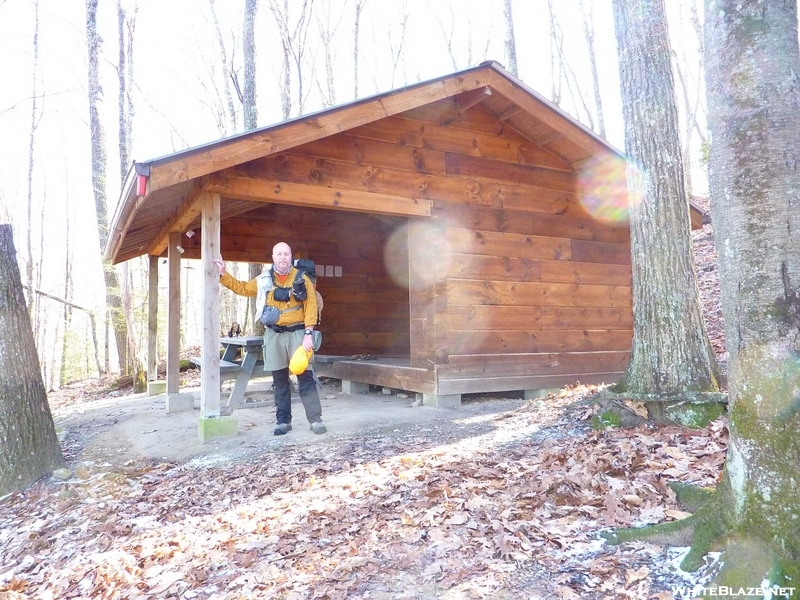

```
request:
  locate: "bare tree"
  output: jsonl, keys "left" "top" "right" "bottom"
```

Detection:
{"left": 116, "top": 0, "right": 138, "bottom": 183}
{"left": 209, "top": 0, "right": 238, "bottom": 134}
{"left": 25, "top": 0, "right": 41, "bottom": 321}
{"left": 87, "top": 0, "right": 127, "bottom": 374}
{"left": 315, "top": 0, "right": 343, "bottom": 107}
{"left": 116, "top": 0, "right": 144, "bottom": 389}
{"left": 268, "top": 0, "right": 314, "bottom": 116}
{"left": 353, "top": 0, "right": 367, "bottom": 99}
{"left": 0, "top": 224, "right": 65, "bottom": 496}
{"left": 502, "top": 0, "right": 517, "bottom": 75}
{"left": 579, "top": 0, "right": 605, "bottom": 137}
{"left": 243, "top": 0, "right": 258, "bottom": 129}
{"left": 546, "top": 0, "right": 563, "bottom": 105}
{"left": 59, "top": 185, "right": 73, "bottom": 387}
{"left": 431, "top": 3, "right": 460, "bottom": 71}
{"left": 670, "top": 0, "right": 706, "bottom": 196}
{"left": 388, "top": 2, "right": 409, "bottom": 89}
{"left": 606, "top": 0, "right": 720, "bottom": 421}
{"left": 546, "top": 0, "right": 594, "bottom": 129}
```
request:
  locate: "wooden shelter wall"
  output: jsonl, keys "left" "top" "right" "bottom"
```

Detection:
{"left": 181, "top": 204, "right": 410, "bottom": 357}
{"left": 389, "top": 100, "right": 634, "bottom": 385}
{"left": 210, "top": 98, "right": 633, "bottom": 389}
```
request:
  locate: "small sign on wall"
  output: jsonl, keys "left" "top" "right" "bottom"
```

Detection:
{"left": 325, "top": 265, "right": 334, "bottom": 277}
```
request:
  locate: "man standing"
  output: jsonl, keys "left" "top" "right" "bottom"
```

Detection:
{"left": 212, "top": 242, "right": 326, "bottom": 435}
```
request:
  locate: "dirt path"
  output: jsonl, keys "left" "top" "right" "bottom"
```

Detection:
{"left": 52, "top": 379, "right": 529, "bottom": 468}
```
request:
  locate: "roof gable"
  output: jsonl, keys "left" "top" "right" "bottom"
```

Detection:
{"left": 106, "top": 61, "right": 701, "bottom": 264}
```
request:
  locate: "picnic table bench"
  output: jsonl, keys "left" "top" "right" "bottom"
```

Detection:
{"left": 190, "top": 336, "right": 271, "bottom": 411}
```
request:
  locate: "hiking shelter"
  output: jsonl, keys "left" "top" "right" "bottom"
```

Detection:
{"left": 105, "top": 61, "right": 705, "bottom": 437}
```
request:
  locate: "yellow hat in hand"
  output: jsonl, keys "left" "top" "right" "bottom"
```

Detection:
{"left": 289, "top": 345, "right": 312, "bottom": 375}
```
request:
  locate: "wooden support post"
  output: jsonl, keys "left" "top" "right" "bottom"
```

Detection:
{"left": 200, "top": 192, "right": 221, "bottom": 418}
{"left": 166, "top": 232, "right": 181, "bottom": 395}
{"left": 147, "top": 255, "right": 158, "bottom": 382}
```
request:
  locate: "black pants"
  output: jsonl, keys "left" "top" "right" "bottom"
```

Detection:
{"left": 272, "top": 367, "right": 322, "bottom": 425}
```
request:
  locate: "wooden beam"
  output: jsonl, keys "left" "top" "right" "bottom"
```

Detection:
{"left": 536, "top": 131, "right": 563, "bottom": 147}
{"left": 497, "top": 105, "right": 523, "bottom": 122}
{"left": 200, "top": 192, "right": 222, "bottom": 417}
{"left": 456, "top": 86, "right": 492, "bottom": 113}
{"left": 147, "top": 255, "right": 158, "bottom": 382}
{"left": 207, "top": 174, "right": 432, "bottom": 217}
{"left": 147, "top": 179, "right": 205, "bottom": 256}
{"left": 166, "top": 232, "right": 181, "bottom": 395}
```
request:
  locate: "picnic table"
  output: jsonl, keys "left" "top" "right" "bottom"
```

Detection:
{"left": 190, "top": 337, "right": 351, "bottom": 413}
{"left": 190, "top": 336, "right": 269, "bottom": 411}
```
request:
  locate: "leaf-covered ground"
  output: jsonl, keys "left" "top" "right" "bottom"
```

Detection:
{"left": 1, "top": 386, "right": 727, "bottom": 599}
{"left": 0, "top": 201, "right": 728, "bottom": 598}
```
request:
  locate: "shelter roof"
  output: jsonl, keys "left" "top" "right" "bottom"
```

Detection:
{"left": 105, "top": 61, "right": 705, "bottom": 264}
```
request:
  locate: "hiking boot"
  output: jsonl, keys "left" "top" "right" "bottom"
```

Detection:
{"left": 310, "top": 422, "right": 327, "bottom": 435}
{"left": 274, "top": 423, "right": 292, "bottom": 436}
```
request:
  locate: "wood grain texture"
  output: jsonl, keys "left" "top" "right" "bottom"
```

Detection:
{"left": 448, "top": 329, "right": 632, "bottom": 354}
{"left": 446, "top": 153, "right": 577, "bottom": 193}
{"left": 447, "top": 227, "right": 571, "bottom": 261}
{"left": 447, "top": 279, "right": 632, "bottom": 308}
{"left": 208, "top": 175, "right": 432, "bottom": 217}
{"left": 200, "top": 193, "right": 221, "bottom": 416}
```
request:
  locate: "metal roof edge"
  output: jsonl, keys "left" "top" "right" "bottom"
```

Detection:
{"left": 105, "top": 162, "right": 139, "bottom": 262}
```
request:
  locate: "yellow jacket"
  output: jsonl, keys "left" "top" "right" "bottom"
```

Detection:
{"left": 220, "top": 267, "right": 318, "bottom": 328}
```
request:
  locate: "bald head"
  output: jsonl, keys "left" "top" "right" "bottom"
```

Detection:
{"left": 272, "top": 242, "right": 293, "bottom": 274}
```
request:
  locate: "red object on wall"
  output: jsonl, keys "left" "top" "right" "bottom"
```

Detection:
{"left": 137, "top": 174, "right": 147, "bottom": 196}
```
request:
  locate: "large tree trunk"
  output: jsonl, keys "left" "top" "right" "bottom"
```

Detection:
{"left": 606, "top": 0, "right": 800, "bottom": 588}
{"left": 87, "top": 0, "right": 127, "bottom": 374}
{"left": 243, "top": 0, "right": 263, "bottom": 333}
{"left": 701, "top": 0, "right": 800, "bottom": 586}
{"left": 611, "top": 0, "right": 720, "bottom": 416}
{"left": 0, "top": 224, "right": 64, "bottom": 496}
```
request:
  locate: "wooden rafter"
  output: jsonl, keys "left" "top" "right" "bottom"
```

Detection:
{"left": 456, "top": 86, "right": 492, "bottom": 113}
{"left": 497, "top": 105, "right": 523, "bottom": 122}
{"left": 206, "top": 173, "right": 432, "bottom": 218}
{"left": 147, "top": 179, "right": 205, "bottom": 256}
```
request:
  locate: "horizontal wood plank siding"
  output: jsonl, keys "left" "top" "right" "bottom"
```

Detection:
{"left": 437, "top": 371, "right": 622, "bottom": 396}
{"left": 202, "top": 99, "right": 633, "bottom": 392}
{"left": 448, "top": 329, "right": 632, "bottom": 354}
{"left": 447, "top": 280, "right": 632, "bottom": 308}
{"left": 443, "top": 351, "right": 630, "bottom": 375}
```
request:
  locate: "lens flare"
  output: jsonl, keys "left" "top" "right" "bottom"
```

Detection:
{"left": 384, "top": 220, "right": 450, "bottom": 291}
{"left": 576, "top": 158, "right": 634, "bottom": 225}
